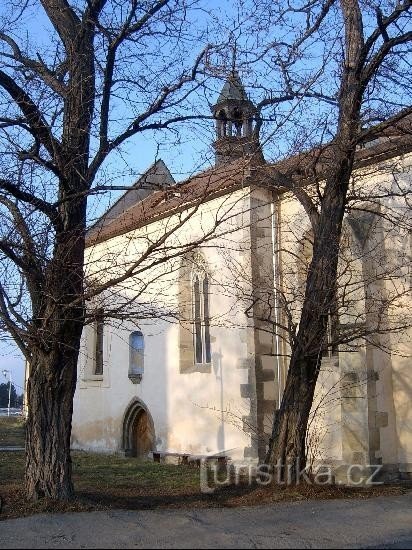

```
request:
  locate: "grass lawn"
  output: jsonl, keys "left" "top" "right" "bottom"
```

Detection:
{"left": 0, "top": 417, "right": 25, "bottom": 447}
{"left": 1, "top": 449, "right": 410, "bottom": 521}
{"left": 0, "top": 421, "right": 410, "bottom": 520}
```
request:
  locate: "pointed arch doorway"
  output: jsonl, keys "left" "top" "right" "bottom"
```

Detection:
{"left": 123, "top": 399, "right": 156, "bottom": 458}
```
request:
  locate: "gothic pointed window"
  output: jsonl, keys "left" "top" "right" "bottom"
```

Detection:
{"left": 203, "top": 275, "right": 212, "bottom": 363}
{"left": 192, "top": 267, "right": 212, "bottom": 364}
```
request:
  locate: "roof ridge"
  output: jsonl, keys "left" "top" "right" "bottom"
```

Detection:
{"left": 87, "top": 158, "right": 174, "bottom": 234}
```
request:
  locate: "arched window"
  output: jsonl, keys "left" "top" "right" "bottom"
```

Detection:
{"left": 129, "top": 330, "right": 144, "bottom": 384}
{"left": 232, "top": 107, "right": 243, "bottom": 136}
{"left": 178, "top": 251, "right": 212, "bottom": 374}
{"left": 94, "top": 308, "right": 104, "bottom": 376}
{"left": 192, "top": 270, "right": 211, "bottom": 364}
{"left": 217, "top": 109, "right": 227, "bottom": 137}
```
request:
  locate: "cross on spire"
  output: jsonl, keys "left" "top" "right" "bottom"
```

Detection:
{"left": 204, "top": 35, "right": 245, "bottom": 79}
{"left": 231, "top": 39, "right": 237, "bottom": 75}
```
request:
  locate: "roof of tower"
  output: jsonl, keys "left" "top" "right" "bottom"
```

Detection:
{"left": 216, "top": 71, "right": 249, "bottom": 104}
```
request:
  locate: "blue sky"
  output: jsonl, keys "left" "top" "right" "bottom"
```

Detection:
{"left": 0, "top": 343, "right": 25, "bottom": 394}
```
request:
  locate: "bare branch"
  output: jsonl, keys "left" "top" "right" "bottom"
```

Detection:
{"left": 362, "top": 30, "right": 412, "bottom": 87}
{"left": 88, "top": 46, "right": 209, "bottom": 180}
{"left": 0, "top": 195, "right": 45, "bottom": 295}
{"left": 0, "top": 70, "right": 62, "bottom": 162}
{"left": 0, "top": 282, "right": 29, "bottom": 358}
{"left": 362, "top": 1, "right": 412, "bottom": 58}
{"left": 40, "top": 0, "right": 81, "bottom": 49}
{"left": 0, "top": 32, "right": 68, "bottom": 96}
{"left": 0, "top": 178, "right": 59, "bottom": 226}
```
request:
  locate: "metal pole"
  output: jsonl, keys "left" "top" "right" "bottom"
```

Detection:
{"left": 7, "top": 371, "right": 12, "bottom": 417}
{"left": 271, "top": 199, "right": 283, "bottom": 410}
{"left": 2, "top": 369, "right": 11, "bottom": 416}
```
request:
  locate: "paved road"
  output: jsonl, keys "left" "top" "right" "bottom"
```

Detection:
{"left": 0, "top": 493, "right": 411, "bottom": 549}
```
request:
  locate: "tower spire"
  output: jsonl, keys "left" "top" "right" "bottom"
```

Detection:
{"left": 211, "top": 71, "right": 261, "bottom": 166}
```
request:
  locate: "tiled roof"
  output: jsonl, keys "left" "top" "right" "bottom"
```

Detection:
{"left": 86, "top": 158, "right": 254, "bottom": 246}
{"left": 86, "top": 109, "right": 412, "bottom": 248}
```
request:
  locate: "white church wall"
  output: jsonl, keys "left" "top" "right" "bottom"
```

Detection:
{"left": 344, "top": 151, "right": 412, "bottom": 476}
{"left": 72, "top": 187, "right": 255, "bottom": 460}
{"left": 377, "top": 152, "right": 412, "bottom": 476}
{"left": 276, "top": 151, "right": 412, "bottom": 475}
{"left": 392, "top": 337, "right": 412, "bottom": 477}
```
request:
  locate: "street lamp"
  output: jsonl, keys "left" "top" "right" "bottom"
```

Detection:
{"left": 2, "top": 369, "right": 12, "bottom": 417}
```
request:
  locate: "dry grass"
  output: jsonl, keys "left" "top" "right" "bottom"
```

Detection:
{"left": 0, "top": 417, "right": 25, "bottom": 447}
{"left": 0, "top": 450, "right": 410, "bottom": 521}
{"left": 0, "top": 423, "right": 410, "bottom": 519}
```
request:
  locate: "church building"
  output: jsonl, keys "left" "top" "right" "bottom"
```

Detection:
{"left": 71, "top": 72, "right": 412, "bottom": 481}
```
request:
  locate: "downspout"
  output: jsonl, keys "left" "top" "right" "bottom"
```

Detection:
{"left": 270, "top": 194, "right": 283, "bottom": 409}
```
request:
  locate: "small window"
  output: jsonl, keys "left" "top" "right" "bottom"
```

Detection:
{"left": 232, "top": 107, "right": 243, "bottom": 136}
{"left": 129, "top": 331, "right": 144, "bottom": 383}
{"left": 217, "top": 109, "right": 228, "bottom": 137}
{"left": 193, "top": 271, "right": 211, "bottom": 364}
{"left": 94, "top": 309, "right": 104, "bottom": 376}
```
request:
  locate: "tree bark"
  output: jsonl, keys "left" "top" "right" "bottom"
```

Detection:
{"left": 21, "top": 0, "right": 95, "bottom": 500}
{"left": 266, "top": 0, "right": 368, "bottom": 482}
{"left": 25, "top": 196, "right": 87, "bottom": 500}
{"left": 25, "top": 344, "right": 80, "bottom": 500}
{"left": 266, "top": 180, "right": 347, "bottom": 478}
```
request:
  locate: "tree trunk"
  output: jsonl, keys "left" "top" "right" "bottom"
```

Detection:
{"left": 266, "top": 145, "right": 358, "bottom": 480}
{"left": 266, "top": 0, "right": 367, "bottom": 482}
{"left": 25, "top": 199, "right": 87, "bottom": 501}
{"left": 25, "top": 343, "right": 80, "bottom": 500}
{"left": 266, "top": 356, "right": 319, "bottom": 481}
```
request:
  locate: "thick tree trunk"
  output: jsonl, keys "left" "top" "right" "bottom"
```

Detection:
{"left": 25, "top": 199, "right": 87, "bottom": 501}
{"left": 266, "top": 0, "right": 367, "bottom": 482}
{"left": 266, "top": 164, "right": 355, "bottom": 480}
{"left": 25, "top": 343, "right": 80, "bottom": 500}
{"left": 266, "top": 356, "right": 319, "bottom": 481}
{"left": 266, "top": 136, "right": 360, "bottom": 480}
{"left": 267, "top": 154, "right": 363, "bottom": 479}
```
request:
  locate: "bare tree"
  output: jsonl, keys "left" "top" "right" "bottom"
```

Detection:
{"left": 237, "top": 0, "right": 412, "bottom": 480}
{"left": 0, "top": 0, "right": 219, "bottom": 500}
{"left": 219, "top": 146, "right": 411, "bottom": 465}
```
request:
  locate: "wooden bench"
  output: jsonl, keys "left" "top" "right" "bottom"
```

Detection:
{"left": 151, "top": 451, "right": 229, "bottom": 467}
{"left": 152, "top": 451, "right": 190, "bottom": 465}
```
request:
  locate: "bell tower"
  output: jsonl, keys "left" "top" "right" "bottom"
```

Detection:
{"left": 211, "top": 71, "right": 260, "bottom": 166}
